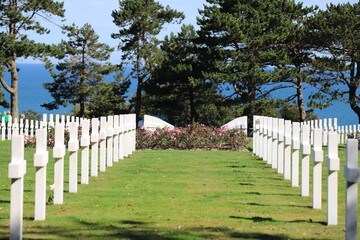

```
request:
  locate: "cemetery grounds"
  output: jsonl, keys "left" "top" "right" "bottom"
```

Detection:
{"left": 0, "top": 140, "right": 358, "bottom": 239}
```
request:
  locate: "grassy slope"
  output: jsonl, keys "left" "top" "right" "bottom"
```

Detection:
{"left": 0, "top": 140, "right": 358, "bottom": 239}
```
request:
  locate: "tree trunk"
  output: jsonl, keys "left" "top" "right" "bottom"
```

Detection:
{"left": 296, "top": 77, "right": 306, "bottom": 122}
{"left": 348, "top": 81, "right": 360, "bottom": 124}
{"left": 189, "top": 86, "right": 196, "bottom": 124}
{"left": 9, "top": 0, "right": 19, "bottom": 120}
{"left": 79, "top": 101, "right": 85, "bottom": 117}
{"left": 10, "top": 60, "right": 19, "bottom": 120}
{"left": 242, "top": 88, "right": 256, "bottom": 136}
{"left": 135, "top": 55, "right": 142, "bottom": 128}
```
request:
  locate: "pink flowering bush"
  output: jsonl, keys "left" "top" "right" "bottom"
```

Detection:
{"left": 24, "top": 135, "right": 36, "bottom": 148}
{"left": 24, "top": 126, "right": 71, "bottom": 148}
{"left": 136, "top": 123, "right": 248, "bottom": 151}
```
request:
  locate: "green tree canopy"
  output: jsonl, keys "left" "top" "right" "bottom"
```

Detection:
{"left": 43, "top": 23, "right": 116, "bottom": 117}
{"left": 86, "top": 71, "right": 131, "bottom": 118}
{"left": 111, "top": 0, "right": 184, "bottom": 126}
{"left": 308, "top": 2, "right": 360, "bottom": 123}
{"left": 0, "top": 0, "right": 65, "bottom": 119}
{"left": 144, "top": 24, "right": 231, "bottom": 126}
{"left": 265, "top": 3, "right": 317, "bottom": 122}
{"left": 197, "top": 0, "right": 317, "bottom": 124}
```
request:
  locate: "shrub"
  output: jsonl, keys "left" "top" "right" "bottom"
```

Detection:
{"left": 24, "top": 126, "right": 71, "bottom": 148}
{"left": 136, "top": 123, "right": 249, "bottom": 151}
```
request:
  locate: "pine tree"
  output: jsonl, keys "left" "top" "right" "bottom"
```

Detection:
{"left": 144, "top": 24, "right": 230, "bottom": 126}
{"left": 308, "top": 2, "right": 360, "bottom": 123}
{"left": 197, "top": 0, "right": 316, "bottom": 123}
{"left": 86, "top": 69, "right": 131, "bottom": 118}
{"left": 0, "top": 0, "right": 65, "bottom": 119}
{"left": 271, "top": 3, "right": 317, "bottom": 122}
{"left": 111, "top": 0, "right": 184, "bottom": 126}
{"left": 42, "top": 23, "right": 115, "bottom": 117}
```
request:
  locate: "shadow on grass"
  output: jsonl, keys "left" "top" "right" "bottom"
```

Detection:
{"left": 14, "top": 217, "right": 315, "bottom": 240}
{"left": 238, "top": 182, "right": 256, "bottom": 186}
{"left": 19, "top": 219, "right": 190, "bottom": 240}
{"left": 230, "top": 215, "right": 326, "bottom": 225}
{"left": 227, "top": 165, "right": 246, "bottom": 168}
{"left": 230, "top": 232, "right": 290, "bottom": 240}
{"left": 189, "top": 226, "right": 296, "bottom": 240}
{"left": 244, "top": 191, "right": 298, "bottom": 197}
{"left": 242, "top": 202, "right": 311, "bottom": 209}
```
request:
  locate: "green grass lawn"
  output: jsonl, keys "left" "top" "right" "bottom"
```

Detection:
{"left": 0, "top": 140, "right": 359, "bottom": 239}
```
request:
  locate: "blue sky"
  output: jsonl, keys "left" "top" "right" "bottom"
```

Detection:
{"left": 22, "top": 0, "right": 358, "bottom": 64}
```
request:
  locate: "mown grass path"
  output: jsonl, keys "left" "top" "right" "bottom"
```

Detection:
{"left": 0, "top": 141, "right": 358, "bottom": 239}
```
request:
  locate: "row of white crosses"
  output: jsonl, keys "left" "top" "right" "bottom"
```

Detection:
{"left": 252, "top": 117, "right": 333, "bottom": 213}
{"left": 8, "top": 113, "right": 136, "bottom": 240}
{"left": 1, "top": 116, "right": 42, "bottom": 140}
{"left": 253, "top": 116, "right": 360, "bottom": 240}
{"left": 304, "top": 119, "right": 360, "bottom": 145}
{"left": 1, "top": 114, "right": 77, "bottom": 140}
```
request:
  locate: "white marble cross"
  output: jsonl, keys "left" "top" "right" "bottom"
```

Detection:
{"left": 53, "top": 124, "right": 66, "bottom": 204}
{"left": 326, "top": 132, "right": 340, "bottom": 225}
{"left": 8, "top": 135, "right": 27, "bottom": 240}
{"left": 34, "top": 128, "right": 49, "bottom": 220}
{"left": 345, "top": 139, "right": 360, "bottom": 240}
{"left": 90, "top": 118, "right": 99, "bottom": 176}
{"left": 291, "top": 122, "right": 300, "bottom": 187}
{"left": 81, "top": 119, "right": 90, "bottom": 184}
{"left": 301, "top": 124, "right": 311, "bottom": 197}
{"left": 68, "top": 122, "right": 79, "bottom": 193}
{"left": 312, "top": 128, "right": 323, "bottom": 209}
{"left": 99, "top": 116, "right": 107, "bottom": 172}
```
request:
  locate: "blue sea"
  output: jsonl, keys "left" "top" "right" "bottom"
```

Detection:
{"left": 0, "top": 63, "right": 357, "bottom": 126}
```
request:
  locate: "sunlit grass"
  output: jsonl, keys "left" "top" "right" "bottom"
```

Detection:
{"left": 0, "top": 140, "right": 359, "bottom": 239}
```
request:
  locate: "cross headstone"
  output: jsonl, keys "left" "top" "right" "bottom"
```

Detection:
{"left": 259, "top": 116, "right": 264, "bottom": 157}
{"left": 323, "top": 119, "right": 328, "bottom": 146}
{"left": 312, "top": 128, "right": 323, "bottom": 209}
{"left": 99, "top": 117, "right": 107, "bottom": 172}
{"left": 30, "top": 120, "right": 34, "bottom": 137}
{"left": 55, "top": 115, "right": 60, "bottom": 126}
{"left": 253, "top": 116, "right": 259, "bottom": 155}
{"left": 12, "top": 118, "right": 19, "bottom": 136}
{"left": 8, "top": 135, "right": 26, "bottom": 240}
{"left": 266, "top": 117, "right": 273, "bottom": 165}
{"left": 24, "top": 119, "right": 29, "bottom": 136}
{"left": 49, "top": 114, "right": 54, "bottom": 128}
{"left": 34, "top": 128, "right": 49, "bottom": 220}
{"left": 7, "top": 116, "right": 12, "bottom": 140}
{"left": 19, "top": 118, "right": 24, "bottom": 135}
{"left": 106, "top": 116, "right": 114, "bottom": 167}
{"left": 326, "top": 132, "right": 339, "bottom": 225}
{"left": 66, "top": 116, "right": 70, "bottom": 130}
{"left": 90, "top": 118, "right": 99, "bottom": 176}
{"left": 119, "top": 115, "right": 125, "bottom": 160}
{"left": 271, "top": 118, "right": 278, "bottom": 169}
{"left": 53, "top": 124, "right": 66, "bottom": 204}
{"left": 42, "top": 114, "right": 47, "bottom": 129}
{"left": 1, "top": 117, "right": 5, "bottom": 140}
{"left": 301, "top": 124, "right": 311, "bottom": 197}
{"left": 291, "top": 122, "right": 300, "bottom": 187}
{"left": 61, "top": 115, "right": 65, "bottom": 125}
{"left": 284, "top": 120, "right": 292, "bottom": 180}
{"left": 81, "top": 119, "right": 90, "bottom": 184}
{"left": 113, "top": 115, "right": 120, "bottom": 163}
{"left": 277, "top": 119, "right": 285, "bottom": 174}
{"left": 261, "top": 116, "right": 267, "bottom": 160}
{"left": 344, "top": 139, "right": 360, "bottom": 240}
{"left": 68, "top": 122, "right": 79, "bottom": 193}
{"left": 131, "top": 114, "right": 136, "bottom": 153}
